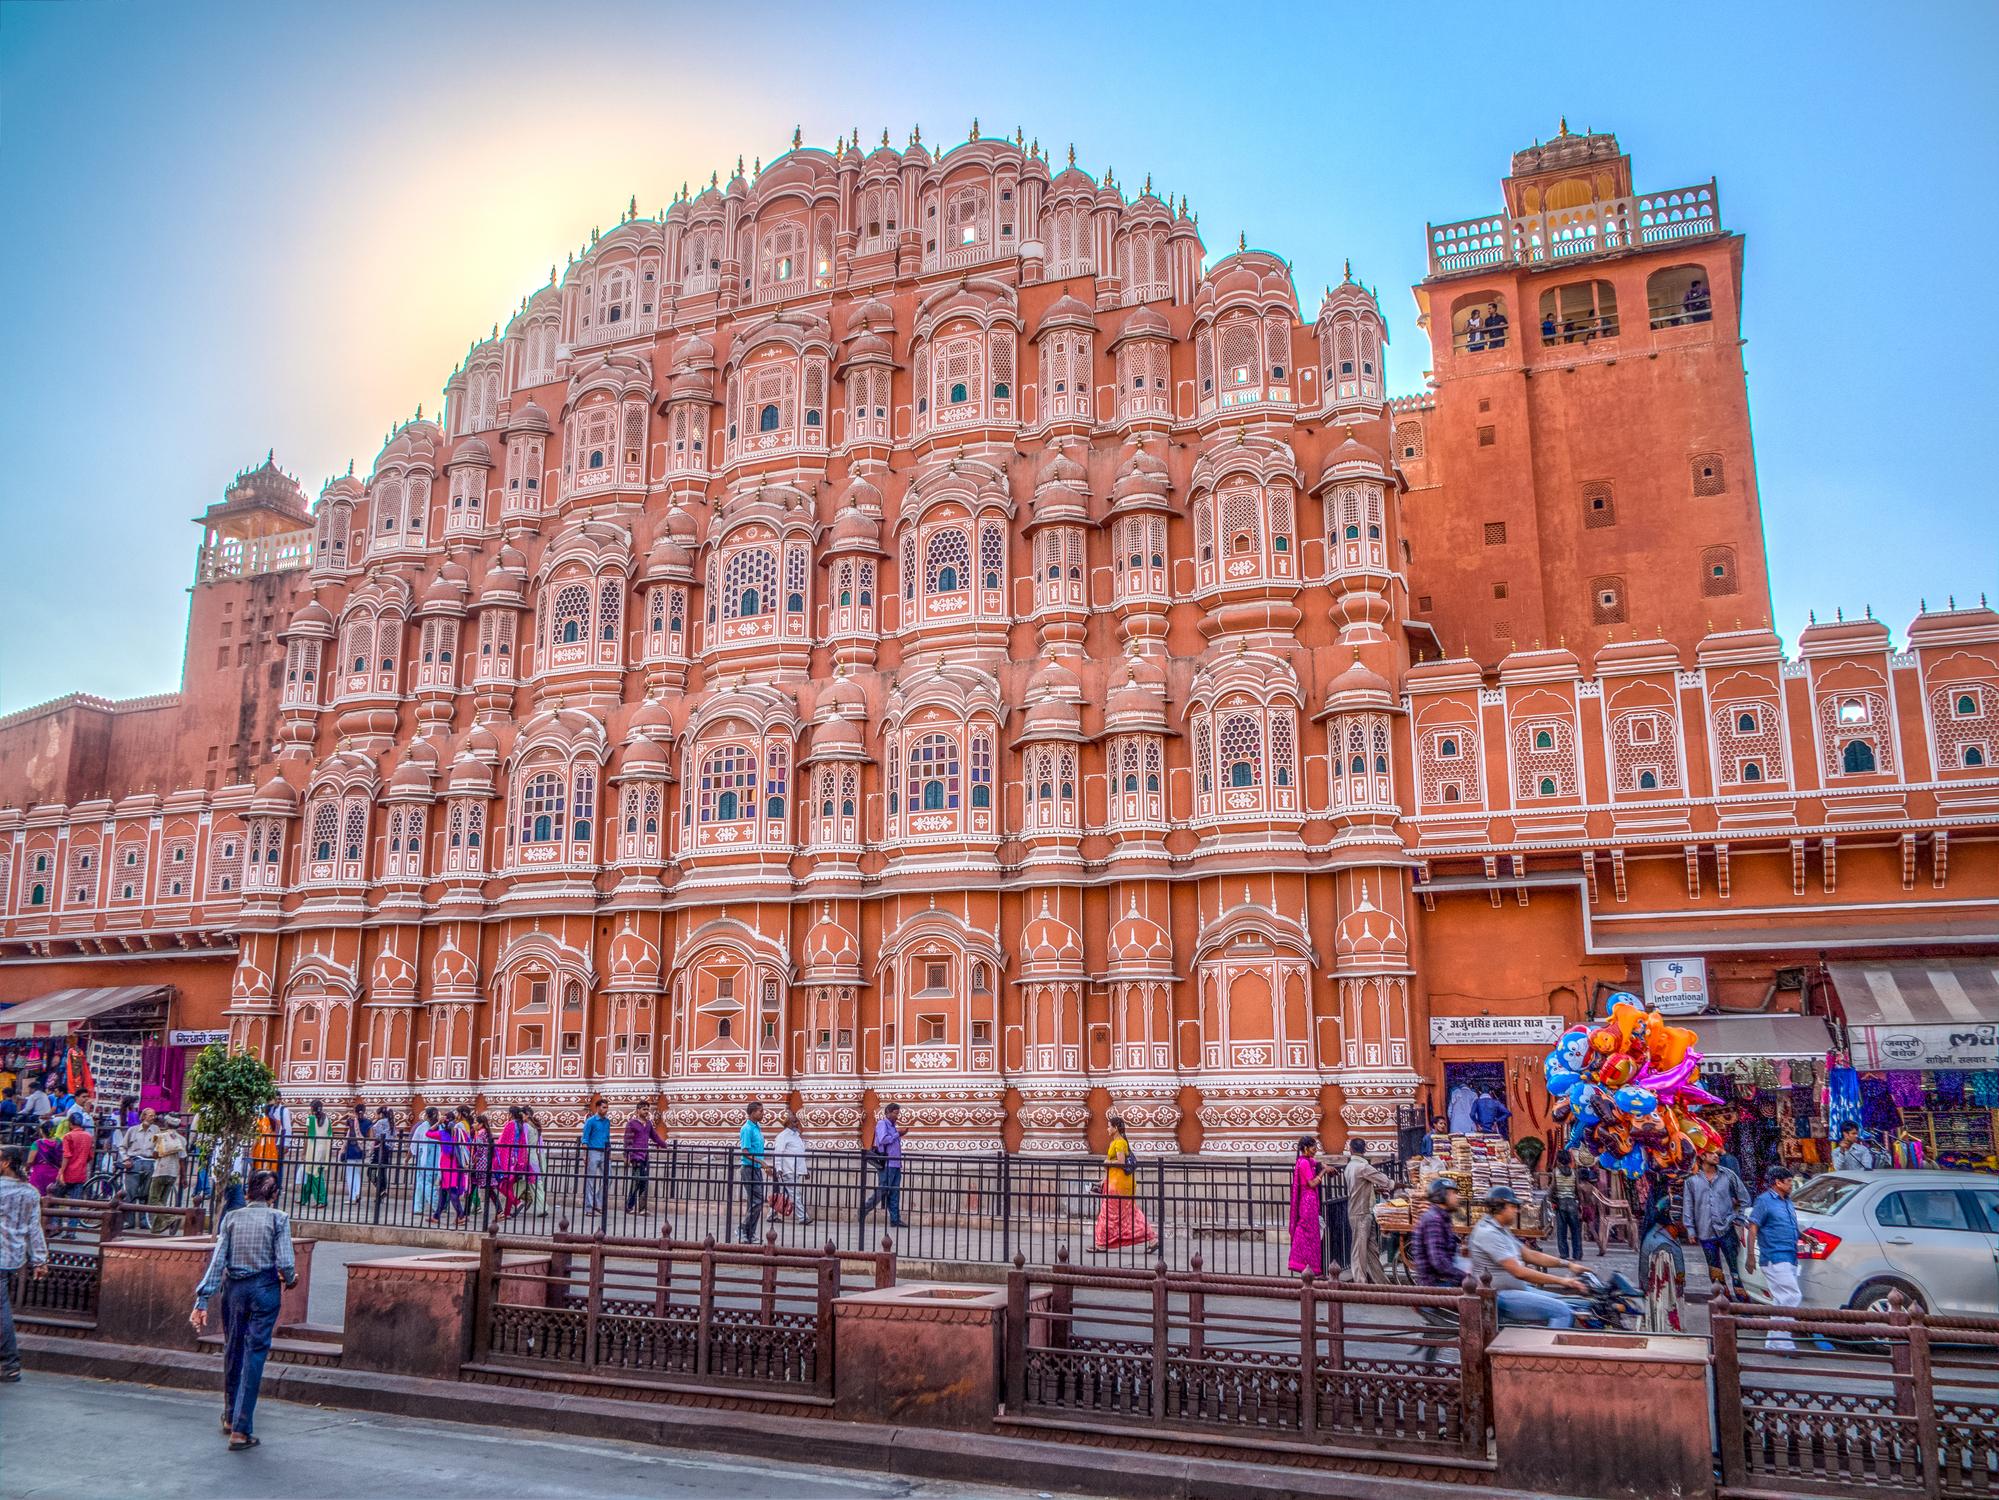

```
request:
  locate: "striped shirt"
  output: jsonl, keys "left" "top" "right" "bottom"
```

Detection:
{"left": 193, "top": 1203, "right": 296, "bottom": 1309}
{"left": 0, "top": 1177, "right": 48, "bottom": 1272}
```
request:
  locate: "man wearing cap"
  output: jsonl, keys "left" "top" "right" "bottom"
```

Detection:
{"left": 1466, "top": 1186, "right": 1588, "bottom": 1327}
{"left": 1747, "top": 1167, "right": 1804, "bottom": 1350}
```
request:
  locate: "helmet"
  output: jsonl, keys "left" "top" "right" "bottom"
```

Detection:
{"left": 1424, "top": 1177, "right": 1458, "bottom": 1205}
{"left": 1482, "top": 1185, "right": 1522, "bottom": 1210}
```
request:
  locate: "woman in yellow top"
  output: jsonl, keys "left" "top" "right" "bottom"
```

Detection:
{"left": 250, "top": 1110, "right": 280, "bottom": 1175}
{"left": 1091, "top": 1116, "right": 1158, "bottom": 1251}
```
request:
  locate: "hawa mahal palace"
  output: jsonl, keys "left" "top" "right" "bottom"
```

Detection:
{"left": 1, "top": 123, "right": 1993, "bottom": 1153}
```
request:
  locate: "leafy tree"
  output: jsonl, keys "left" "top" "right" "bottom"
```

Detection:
{"left": 183, "top": 1044, "right": 275, "bottom": 1211}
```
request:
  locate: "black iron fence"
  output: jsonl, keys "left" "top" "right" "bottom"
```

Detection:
{"left": 166, "top": 1132, "right": 1360, "bottom": 1276}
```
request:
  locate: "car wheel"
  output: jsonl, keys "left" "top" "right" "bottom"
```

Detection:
{"left": 1850, "top": 1277, "right": 1926, "bottom": 1315}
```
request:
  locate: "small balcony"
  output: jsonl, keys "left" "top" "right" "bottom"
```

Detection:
{"left": 1427, "top": 180, "right": 1721, "bottom": 277}
{"left": 197, "top": 527, "right": 315, "bottom": 583}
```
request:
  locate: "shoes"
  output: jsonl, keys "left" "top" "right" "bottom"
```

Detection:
{"left": 0, "top": 1368, "right": 22, "bottom": 1384}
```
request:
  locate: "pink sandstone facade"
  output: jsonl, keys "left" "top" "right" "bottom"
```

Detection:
{"left": 1, "top": 123, "right": 1993, "bottom": 1153}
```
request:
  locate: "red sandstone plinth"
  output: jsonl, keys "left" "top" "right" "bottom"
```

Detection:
{"left": 96, "top": 1234, "right": 315, "bottom": 1350}
{"left": 833, "top": 1281, "right": 1008, "bottom": 1431}
{"left": 1490, "top": 1326, "right": 1713, "bottom": 1499}
{"left": 343, "top": 1249, "right": 551, "bottom": 1382}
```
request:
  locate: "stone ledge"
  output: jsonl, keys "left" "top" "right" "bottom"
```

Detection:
{"left": 14, "top": 1333, "right": 1534, "bottom": 1500}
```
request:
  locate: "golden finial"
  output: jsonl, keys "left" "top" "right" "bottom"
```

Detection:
{"left": 791, "top": 125, "right": 802, "bottom": 149}
{"left": 1343, "top": 257, "right": 1353, "bottom": 283}
{"left": 1143, "top": 172, "right": 1152, "bottom": 195}
{"left": 1238, "top": 231, "right": 1247, "bottom": 252}
{"left": 1067, "top": 143, "right": 1075, "bottom": 167}
{"left": 1558, "top": 115, "right": 1571, "bottom": 136}
{"left": 881, "top": 127, "right": 890, "bottom": 147}
{"left": 1014, "top": 125, "right": 1024, "bottom": 146}
{"left": 969, "top": 116, "right": 979, "bottom": 141}
{"left": 910, "top": 124, "right": 921, "bottom": 145}
{"left": 753, "top": 156, "right": 761, "bottom": 175}
{"left": 627, "top": 193, "right": 636, "bottom": 220}
{"left": 710, "top": 169, "right": 719, "bottom": 188}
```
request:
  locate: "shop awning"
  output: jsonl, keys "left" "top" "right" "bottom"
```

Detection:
{"left": 1828, "top": 960, "right": 1999, "bottom": 1069}
{"left": 1685, "top": 1012, "right": 1835, "bottom": 1061}
{"left": 0, "top": 985, "right": 170, "bottom": 1041}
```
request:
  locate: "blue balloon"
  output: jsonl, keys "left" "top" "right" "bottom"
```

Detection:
{"left": 1545, "top": 1063, "right": 1582, "bottom": 1096}
{"left": 1613, "top": 1085, "right": 1658, "bottom": 1116}
{"left": 1606, "top": 991, "right": 1640, "bottom": 1010}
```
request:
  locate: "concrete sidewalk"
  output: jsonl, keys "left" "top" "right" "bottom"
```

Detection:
{"left": 0, "top": 1372, "right": 1081, "bottom": 1500}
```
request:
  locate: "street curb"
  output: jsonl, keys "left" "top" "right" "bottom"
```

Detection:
{"left": 14, "top": 1333, "right": 1535, "bottom": 1500}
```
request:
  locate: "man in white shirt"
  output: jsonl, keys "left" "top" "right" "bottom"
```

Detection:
{"left": 771, "top": 1110, "right": 812, "bottom": 1226}
{"left": 121, "top": 1107, "right": 162, "bottom": 1202}
{"left": 1447, "top": 1082, "right": 1477, "bottom": 1136}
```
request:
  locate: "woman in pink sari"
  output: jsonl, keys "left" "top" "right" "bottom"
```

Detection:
{"left": 1287, "top": 1137, "right": 1327, "bottom": 1275}
{"left": 493, "top": 1106, "right": 528, "bottom": 1222}
{"left": 430, "top": 1112, "right": 470, "bottom": 1225}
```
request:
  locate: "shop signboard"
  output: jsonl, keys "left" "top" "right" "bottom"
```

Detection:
{"left": 168, "top": 1029, "right": 230, "bottom": 1047}
{"left": 1853, "top": 1023, "right": 1999, "bottom": 1071}
{"left": 1641, "top": 957, "right": 1709, "bottom": 1016}
{"left": 1429, "top": 1015, "right": 1567, "bottom": 1047}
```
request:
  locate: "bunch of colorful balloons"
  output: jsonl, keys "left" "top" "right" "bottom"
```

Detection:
{"left": 1544, "top": 995, "right": 1724, "bottom": 1176}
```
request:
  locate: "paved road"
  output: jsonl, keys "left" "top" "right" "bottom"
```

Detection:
{"left": 0, "top": 1374, "right": 1085, "bottom": 1500}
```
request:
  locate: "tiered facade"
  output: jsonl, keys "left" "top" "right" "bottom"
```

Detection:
{"left": 2, "top": 124, "right": 1993, "bottom": 1152}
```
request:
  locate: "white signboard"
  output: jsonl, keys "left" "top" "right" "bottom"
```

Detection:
{"left": 169, "top": 1029, "right": 230, "bottom": 1047}
{"left": 1429, "top": 1015, "right": 1566, "bottom": 1047}
{"left": 1854, "top": 1024, "right": 1999, "bottom": 1071}
{"left": 1641, "top": 958, "right": 1710, "bottom": 1016}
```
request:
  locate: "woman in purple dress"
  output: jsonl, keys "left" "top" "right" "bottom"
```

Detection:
{"left": 1287, "top": 1137, "right": 1328, "bottom": 1274}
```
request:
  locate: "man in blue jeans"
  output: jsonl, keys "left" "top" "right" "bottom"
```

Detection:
{"left": 190, "top": 1170, "right": 297, "bottom": 1450}
{"left": 858, "top": 1102, "right": 905, "bottom": 1229}
{"left": 737, "top": 1101, "right": 767, "bottom": 1243}
{"left": 1467, "top": 1186, "right": 1587, "bottom": 1326}
{"left": 578, "top": 1099, "right": 611, "bottom": 1216}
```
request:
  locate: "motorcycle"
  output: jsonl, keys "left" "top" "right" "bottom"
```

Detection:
{"left": 1562, "top": 1268, "right": 1644, "bottom": 1330}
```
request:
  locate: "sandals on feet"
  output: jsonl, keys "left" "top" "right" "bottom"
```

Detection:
{"left": 228, "top": 1434, "right": 260, "bottom": 1451}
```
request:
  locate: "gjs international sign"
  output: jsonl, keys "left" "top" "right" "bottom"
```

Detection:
{"left": 1641, "top": 958, "right": 1710, "bottom": 1016}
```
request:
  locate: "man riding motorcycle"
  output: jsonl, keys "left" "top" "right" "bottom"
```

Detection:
{"left": 1467, "top": 1186, "right": 1591, "bottom": 1328}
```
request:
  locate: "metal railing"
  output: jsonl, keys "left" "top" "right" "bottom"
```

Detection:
{"left": 8, "top": 1196, "right": 208, "bottom": 1331}
{"left": 190, "top": 1133, "right": 1353, "bottom": 1276}
{"left": 1001, "top": 1255, "right": 1494, "bottom": 1464}
{"left": 1427, "top": 181, "right": 1722, "bottom": 276}
{"left": 1713, "top": 1293, "right": 1999, "bottom": 1499}
{"left": 468, "top": 1231, "right": 844, "bottom": 1401}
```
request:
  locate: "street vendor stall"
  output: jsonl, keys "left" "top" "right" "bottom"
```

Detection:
{"left": 1829, "top": 960, "right": 1999, "bottom": 1170}
{"left": 0, "top": 985, "right": 175, "bottom": 1108}
{"left": 1683, "top": 1011, "right": 1837, "bottom": 1184}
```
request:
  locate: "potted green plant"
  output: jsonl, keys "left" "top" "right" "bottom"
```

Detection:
{"left": 183, "top": 1044, "right": 276, "bottom": 1218}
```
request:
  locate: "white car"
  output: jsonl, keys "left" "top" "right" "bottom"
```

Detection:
{"left": 1736, "top": 1169, "right": 1999, "bottom": 1315}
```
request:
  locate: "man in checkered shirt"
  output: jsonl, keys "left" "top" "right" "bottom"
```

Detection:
{"left": 189, "top": 1170, "right": 297, "bottom": 1449}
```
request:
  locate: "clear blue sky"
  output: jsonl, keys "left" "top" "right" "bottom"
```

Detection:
{"left": 2, "top": 1, "right": 1994, "bottom": 713}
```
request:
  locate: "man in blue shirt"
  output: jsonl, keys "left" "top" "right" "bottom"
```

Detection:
{"left": 578, "top": 1100, "right": 611, "bottom": 1216}
{"left": 737, "top": 1102, "right": 767, "bottom": 1244}
{"left": 858, "top": 1102, "right": 906, "bottom": 1229}
{"left": 1470, "top": 1088, "right": 1511, "bottom": 1138}
{"left": 1747, "top": 1166, "right": 1802, "bottom": 1350}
